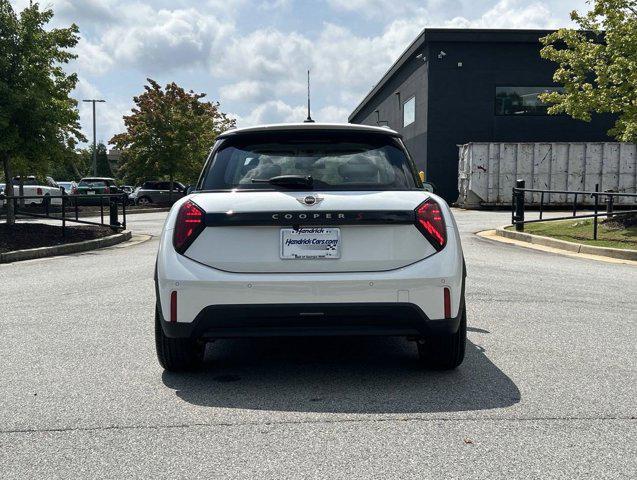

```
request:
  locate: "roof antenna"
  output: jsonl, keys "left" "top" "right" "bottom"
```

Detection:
{"left": 304, "top": 69, "right": 315, "bottom": 123}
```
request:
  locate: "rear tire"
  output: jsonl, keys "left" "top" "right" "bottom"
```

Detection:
{"left": 138, "top": 196, "right": 151, "bottom": 206}
{"left": 418, "top": 304, "right": 466, "bottom": 370}
{"left": 155, "top": 304, "right": 204, "bottom": 371}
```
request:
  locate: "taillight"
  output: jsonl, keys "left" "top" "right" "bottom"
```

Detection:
{"left": 104, "top": 186, "right": 110, "bottom": 193}
{"left": 415, "top": 198, "right": 447, "bottom": 251}
{"left": 36, "top": 187, "right": 43, "bottom": 195}
{"left": 173, "top": 200, "right": 205, "bottom": 254}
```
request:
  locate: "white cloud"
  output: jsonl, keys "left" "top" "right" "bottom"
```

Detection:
{"left": 259, "top": 0, "right": 291, "bottom": 9}
{"left": 325, "top": 0, "right": 424, "bottom": 18}
{"left": 55, "top": 0, "right": 119, "bottom": 24}
{"left": 9, "top": 0, "right": 120, "bottom": 26}
{"left": 316, "top": 105, "right": 350, "bottom": 123}
{"left": 213, "top": 18, "right": 425, "bottom": 113}
{"left": 219, "top": 81, "right": 265, "bottom": 102}
{"left": 234, "top": 100, "right": 350, "bottom": 127}
{"left": 213, "top": 28, "right": 311, "bottom": 107}
{"left": 446, "top": 0, "right": 558, "bottom": 29}
{"left": 214, "top": 28, "right": 311, "bottom": 80}
{"left": 75, "top": 76, "right": 102, "bottom": 100}
{"left": 100, "top": 7, "right": 234, "bottom": 72}
{"left": 73, "top": 37, "right": 114, "bottom": 76}
{"left": 235, "top": 100, "right": 307, "bottom": 126}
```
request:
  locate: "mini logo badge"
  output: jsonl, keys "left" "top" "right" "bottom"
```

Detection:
{"left": 297, "top": 195, "right": 323, "bottom": 206}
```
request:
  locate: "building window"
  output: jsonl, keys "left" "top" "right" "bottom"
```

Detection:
{"left": 495, "top": 86, "right": 564, "bottom": 116}
{"left": 403, "top": 96, "right": 415, "bottom": 126}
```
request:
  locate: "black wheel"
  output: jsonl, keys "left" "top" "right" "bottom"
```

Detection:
{"left": 418, "top": 304, "right": 466, "bottom": 370}
{"left": 155, "top": 303, "right": 204, "bottom": 371}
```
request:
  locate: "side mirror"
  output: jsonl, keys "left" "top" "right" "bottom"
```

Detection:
{"left": 418, "top": 171, "right": 435, "bottom": 192}
{"left": 185, "top": 185, "right": 194, "bottom": 195}
{"left": 422, "top": 182, "right": 436, "bottom": 193}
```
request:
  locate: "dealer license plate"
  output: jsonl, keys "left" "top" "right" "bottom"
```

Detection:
{"left": 280, "top": 227, "right": 341, "bottom": 259}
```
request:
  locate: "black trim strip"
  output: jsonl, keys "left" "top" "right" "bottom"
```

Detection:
{"left": 158, "top": 301, "right": 465, "bottom": 339}
{"left": 204, "top": 210, "right": 416, "bottom": 227}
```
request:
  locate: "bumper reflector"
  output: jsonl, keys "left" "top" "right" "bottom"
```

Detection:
{"left": 170, "top": 291, "right": 177, "bottom": 323}
{"left": 443, "top": 287, "right": 451, "bottom": 319}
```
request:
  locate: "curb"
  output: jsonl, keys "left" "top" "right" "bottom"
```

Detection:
{"left": 496, "top": 227, "right": 637, "bottom": 261}
{"left": 0, "top": 230, "right": 133, "bottom": 264}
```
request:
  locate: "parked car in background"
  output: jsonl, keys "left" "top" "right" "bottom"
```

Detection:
{"left": 135, "top": 181, "right": 186, "bottom": 206}
{"left": 1, "top": 176, "right": 63, "bottom": 206}
{"left": 77, "top": 177, "right": 119, "bottom": 195}
{"left": 76, "top": 177, "right": 122, "bottom": 205}
{"left": 119, "top": 185, "right": 136, "bottom": 205}
{"left": 57, "top": 181, "right": 78, "bottom": 195}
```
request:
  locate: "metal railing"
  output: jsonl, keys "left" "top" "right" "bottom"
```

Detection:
{"left": 0, "top": 191, "right": 128, "bottom": 237}
{"left": 512, "top": 179, "right": 637, "bottom": 240}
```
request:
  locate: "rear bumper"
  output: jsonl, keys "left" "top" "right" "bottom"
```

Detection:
{"left": 157, "top": 235, "right": 464, "bottom": 321}
{"left": 158, "top": 301, "right": 464, "bottom": 339}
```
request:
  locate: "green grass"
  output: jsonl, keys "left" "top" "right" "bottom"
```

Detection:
{"left": 509, "top": 218, "right": 637, "bottom": 250}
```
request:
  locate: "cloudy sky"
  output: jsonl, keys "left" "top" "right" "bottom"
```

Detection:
{"left": 10, "top": 0, "right": 589, "bottom": 146}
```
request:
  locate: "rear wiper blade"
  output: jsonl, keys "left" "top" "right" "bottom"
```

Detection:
{"left": 252, "top": 175, "right": 314, "bottom": 188}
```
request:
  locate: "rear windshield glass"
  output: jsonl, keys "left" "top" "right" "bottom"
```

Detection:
{"left": 79, "top": 180, "right": 107, "bottom": 187}
{"left": 199, "top": 131, "right": 418, "bottom": 191}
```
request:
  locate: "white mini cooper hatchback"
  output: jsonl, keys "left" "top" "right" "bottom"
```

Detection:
{"left": 155, "top": 123, "right": 466, "bottom": 371}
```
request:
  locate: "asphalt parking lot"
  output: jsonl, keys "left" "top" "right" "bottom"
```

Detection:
{"left": 0, "top": 210, "right": 635, "bottom": 479}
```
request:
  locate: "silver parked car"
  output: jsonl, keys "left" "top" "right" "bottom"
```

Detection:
{"left": 57, "top": 181, "right": 78, "bottom": 195}
{"left": 135, "top": 181, "right": 186, "bottom": 206}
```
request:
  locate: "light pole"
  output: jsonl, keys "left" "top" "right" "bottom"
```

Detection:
{"left": 82, "top": 99, "right": 106, "bottom": 175}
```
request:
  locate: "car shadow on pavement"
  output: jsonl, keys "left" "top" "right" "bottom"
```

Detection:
{"left": 161, "top": 336, "right": 520, "bottom": 414}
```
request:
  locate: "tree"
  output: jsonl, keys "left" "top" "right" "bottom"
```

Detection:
{"left": 92, "top": 143, "right": 112, "bottom": 177}
{"left": 49, "top": 145, "right": 90, "bottom": 181}
{"left": 111, "top": 79, "right": 235, "bottom": 199}
{"left": 539, "top": 0, "right": 637, "bottom": 142}
{"left": 0, "top": 1, "right": 85, "bottom": 224}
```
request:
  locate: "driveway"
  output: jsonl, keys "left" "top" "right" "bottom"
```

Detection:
{"left": 0, "top": 210, "right": 635, "bottom": 479}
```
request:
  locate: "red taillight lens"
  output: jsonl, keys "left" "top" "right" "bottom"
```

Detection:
{"left": 173, "top": 200, "right": 205, "bottom": 254}
{"left": 104, "top": 186, "right": 110, "bottom": 193}
{"left": 36, "top": 187, "right": 43, "bottom": 195}
{"left": 415, "top": 198, "right": 447, "bottom": 250}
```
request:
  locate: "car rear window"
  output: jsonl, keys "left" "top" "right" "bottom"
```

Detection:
{"left": 79, "top": 179, "right": 107, "bottom": 187}
{"left": 199, "top": 131, "right": 419, "bottom": 191}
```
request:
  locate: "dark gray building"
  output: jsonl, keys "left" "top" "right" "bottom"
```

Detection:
{"left": 348, "top": 28, "right": 614, "bottom": 202}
